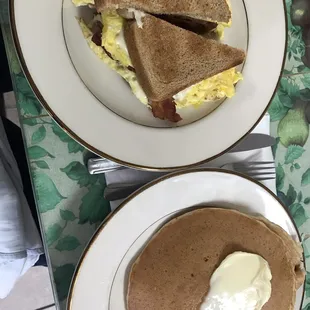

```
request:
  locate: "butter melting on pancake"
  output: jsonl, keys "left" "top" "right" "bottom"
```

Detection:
{"left": 127, "top": 208, "right": 304, "bottom": 310}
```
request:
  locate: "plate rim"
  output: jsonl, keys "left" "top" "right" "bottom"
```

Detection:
{"left": 67, "top": 168, "right": 305, "bottom": 310}
{"left": 9, "top": 0, "right": 288, "bottom": 171}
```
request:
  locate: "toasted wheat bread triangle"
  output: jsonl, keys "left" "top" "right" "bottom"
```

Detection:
{"left": 95, "top": 0, "right": 231, "bottom": 24}
{"left": 123, "top": 14, "right": 245, "bottom": 101}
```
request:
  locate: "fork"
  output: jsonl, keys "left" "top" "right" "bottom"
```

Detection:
{"left": 221, "top": 161, "right": 276, "bottom": 181}
{"left": 103, "top": 161, "right": 276, "bottom": 201}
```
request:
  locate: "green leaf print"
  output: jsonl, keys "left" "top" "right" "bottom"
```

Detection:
{"left": 276, "top": 164, "right": 285, "bottom": 191}
{"left": 61, "top": 161, "right": 97, "bottom": 187}
{"left": 289, "top": 203, "right": 308, "bottom": 227}
{"left": 294, "top": 163, "right": 301, "bottom": 169}
{"left": 305, "top": 242, "right": 310, "bottom": 260}
{"left": 34, "top": 172, "right": 66, "bottom": 212}
{"left": 303, "top": 303, "right": 310, "bottom": 310}
{"left": 60, "top": 209, "right": 76, "bottom": 221}
{"left": 302, "top": 168, "right": 310, "bottom": 186}
{"left": 287, "top": 184, "right": 297, "bottom": 206}
{"left": 269, "top": 93, "right": 289, "bottom": 122}
{"left": 33, "top": 160, "right": 49, "bottom": 169}
{"left": 15, "top": 83, "right": 35, "bottom": 101}
{"left": 297, "top": 65, "right": 308, "bottom": 74}
{"left": 55, "top": 236, "right": 81, "bottom": 251}
{"left": 304, "top": 198, "right": 310, "bottom": 205}
{"left": 28, "top": 146, "right": 55, "bottom": 160}
{"left": 16, "top": 76, "right": 42, "bottom": 116}
{"left": 46, "top": 224, "right": 63, "bottom": 246}
{"left": 278, "top": 191, "right": 289, "bottom": 207}
{"left": 68, "top": 140, "right": 84, "bottom": 153}
{"left": 283, "top": 69, "right": 291, "bottom": 75}
{"left": 51, "top": 123, "right": 68, "bottom": 141}
{"left": 290, "top": 29, "right": 304, "bottom": 57}
{"left": 306, "top": 272, "right": 310, "bottom": 299}
{"left": 271, "top": 137, "right": 280, "bottom": 157}
{"left": 19, "top": 96, "right": 41, "bottom": 116}
{"left": 31, "top": 126, "right": 46, "bottom": 144}
{"left": 293, "top": 35, "right": 303, "bottom": 55}
{"left": 302, "top": 74, "right": 310, "bottom": 88}
{"left": 79, "top": 185, "right": 111, "bottom": 225}
{"left": 16, "top": 74, "right": 32, "bottom": 95}
{"left": 52, "top": 124, "right": 84, "bottom": 154}
{"left": 298, "top": 191, "right": 303, "bottom": 203}
{"left": 278, "top": 93, "right": 293, "bottom": 109}
{"left": 300, "top": 88, "right": 310, "bottom": 101}
{"left": 286, "top": 0, "right": 293, "bottom": 28}
{"left": 284, "top": 145, "right": 305, "bottom": 164}
{"left": 280, "top": 78, "right": 300, "bottom": 99}
{"left": 3, "top": 26, "right": 21, "bottom": 75}
{"left": 54, "top": 264, "right": 75, "bottom": 301}
{"left": 23, "top": 118, "right": 38, "bottom": 126}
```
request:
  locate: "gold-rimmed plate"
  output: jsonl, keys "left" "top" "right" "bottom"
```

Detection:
{"left": 11, "top": 0, "right": 286, "bottom": 170}
{"left": 68, "top": 169, "right": 304, "bottom": 310}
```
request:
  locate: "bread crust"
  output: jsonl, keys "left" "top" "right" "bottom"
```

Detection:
{"left": 124, "top": 14, "right": 245, "bottom": 101}
{"left": 95, "top": 0, "right": 232, "bottom": 24}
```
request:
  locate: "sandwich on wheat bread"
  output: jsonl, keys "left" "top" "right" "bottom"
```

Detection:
{"left": 95, "top": 0, "right": 232, "bottom": 25}
{"left": 123, "top": 14, "right": 245, "bottom": 121}
{"left": 127, "top": 208, "right": 305, "bottom": 310}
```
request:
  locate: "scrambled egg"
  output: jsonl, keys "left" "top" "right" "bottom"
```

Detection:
{"left": 101, "top": 11, "right": 132, "bottom": 67}
{"left": 77, "top": 10, "right": 242, "bottom": 109}
{"left": 215, "top": 0, "right": 232, "bottom": 39}
{"left": 72, "top": 0, "right": 94, "bottom": 6}
{"left": 174, "top": 68, "right": 242, "bottom": 108}
{"left": 215, "top": 22, "right": 230, "bottom": 40}
{"left": 78, "top": 17, "right": 148, "bottom": 104}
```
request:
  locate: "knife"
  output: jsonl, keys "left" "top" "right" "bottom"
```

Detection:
{"left": 87, "top": 134, "right": 275, "bottom": 175}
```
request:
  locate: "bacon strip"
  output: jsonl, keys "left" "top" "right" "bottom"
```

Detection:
{"left": 150, "top": 99, "right": 182, "bottom": 123}
{"left": 91, "top": 20, "right": 103, "bottom": 46}
{"left": 90, "top": 18, "right": 136, "bottom": 72}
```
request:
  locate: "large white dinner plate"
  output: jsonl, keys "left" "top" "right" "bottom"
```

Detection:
{"left": 68, "top": 169, "right": 305, "bottom": 310}
{"left": 11, "top": 0, "right": 286, "bottom": 170}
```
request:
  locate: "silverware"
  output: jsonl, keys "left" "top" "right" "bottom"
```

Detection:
{"left": 104, "top": 161, "right": 276, "bottom": 201}
{"left": 88, "top": 134, "right": 276, "bottom": 175}
{"left": 222, "top": 161, "right": 276, "bottom": 181}
{"left": 87, "top": 158, "right": 127, "bottom": 174}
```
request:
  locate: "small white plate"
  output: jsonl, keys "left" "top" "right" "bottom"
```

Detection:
{"left": 68, "top": 169, "right": 305, "bottom": 310}
{"left": 11, "top": 0, "right": 286, "bottom": 170}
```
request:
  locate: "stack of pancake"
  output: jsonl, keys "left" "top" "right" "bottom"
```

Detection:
{"left": 127, "top": 208, "right": 305, "bottom": 310}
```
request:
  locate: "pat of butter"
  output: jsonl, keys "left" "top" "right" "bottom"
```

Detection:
{"left": 200, "top": 252, "right": 272, "bottom": 310}
{"left": 128, "top": 8, "right": 146, "bottom": 28}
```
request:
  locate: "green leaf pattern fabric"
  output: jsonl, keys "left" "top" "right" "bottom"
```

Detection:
{"left": 269, "top": 1, "right": 310, "bottom": 309}
{"left": 2, "top": 0, "right": 310, "bottom": 309}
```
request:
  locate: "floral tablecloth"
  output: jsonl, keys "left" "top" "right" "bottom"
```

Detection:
{"left": 2, "top": 0, "right": 310, "bottom": 309}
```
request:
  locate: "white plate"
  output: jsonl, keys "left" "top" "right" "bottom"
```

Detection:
{"left": 11, "top": 0, "right": 286, "bottom": 169}
{"left": 62, "top": 0, "right": 248, "bottom": 128}
{"left": 68, "top": 169, "right": 305, "bottom": 310}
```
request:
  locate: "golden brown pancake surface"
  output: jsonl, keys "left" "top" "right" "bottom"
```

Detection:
{"left": 127, "top": 208, "right": 304, "bottom": 310}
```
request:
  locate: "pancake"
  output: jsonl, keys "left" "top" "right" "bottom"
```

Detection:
{"left": 256, "top": 216, "right": 305, "bottom": 289}
{"left": 127, "top": 208, "right": 305, "bottom": 310}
